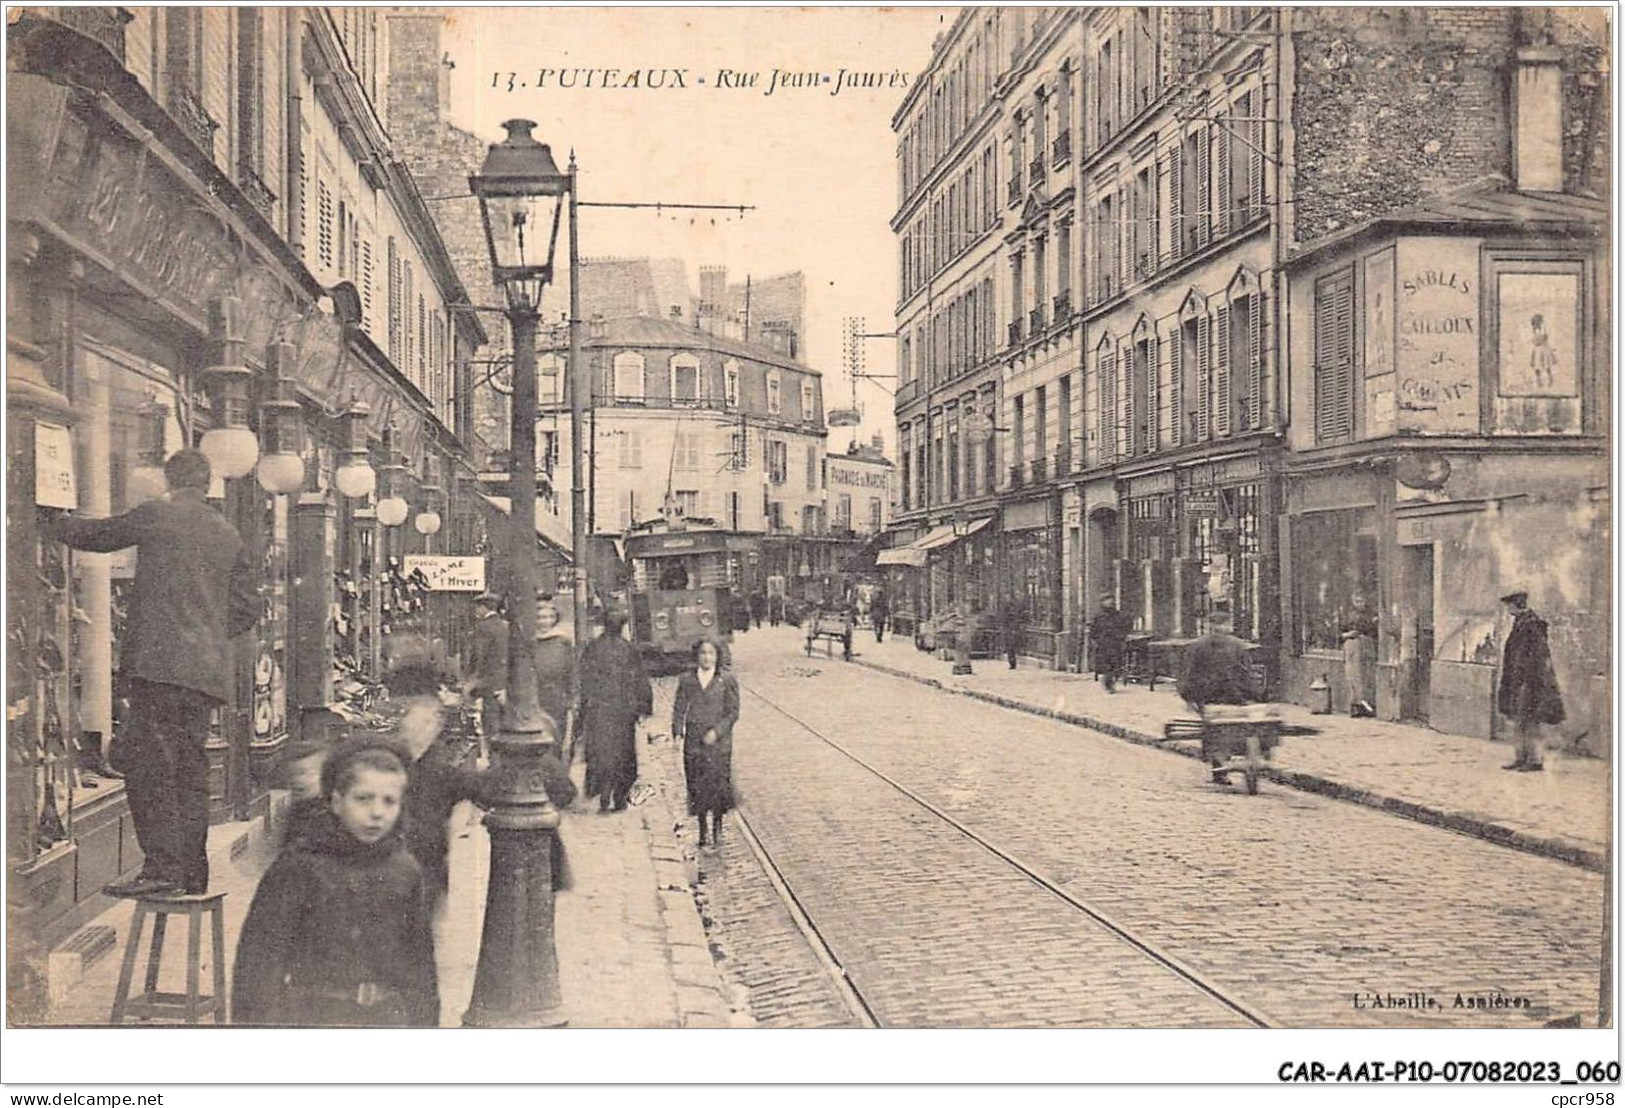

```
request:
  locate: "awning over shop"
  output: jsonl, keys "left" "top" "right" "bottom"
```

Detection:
{"left": 875, "top": 518, "right": 991, "bottom": 567}
{"left": 481, "top": 495, "right": 574, "bottom": 562}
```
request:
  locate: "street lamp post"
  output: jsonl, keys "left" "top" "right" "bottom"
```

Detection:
{"left": 466, "top": 119, "right": 571, "bottom": 1028}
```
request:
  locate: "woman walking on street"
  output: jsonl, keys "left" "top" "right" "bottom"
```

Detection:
{"left": 672, "top": 639, "right": 740, "bottom": 853}
{"left": 532, "top": 596, "right": 578, "bottom": 763}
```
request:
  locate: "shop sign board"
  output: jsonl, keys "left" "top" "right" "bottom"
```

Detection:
{"left": 35, "top": 422, "right": 77, "bottom": 509}
{"left": 402, "top": 555, "right": 487, "bottom": 593}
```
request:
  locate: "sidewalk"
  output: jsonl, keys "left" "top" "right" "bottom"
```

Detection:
{"left": 40, "top": 760, "right": 741, "bottom": 1028}
{"left": 843, "top": 629, "right": 1609, "bottom": 872}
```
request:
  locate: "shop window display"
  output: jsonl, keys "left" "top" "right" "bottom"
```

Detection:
{"left": 1294, "top": 509, "right": 1377, "bottom": 653}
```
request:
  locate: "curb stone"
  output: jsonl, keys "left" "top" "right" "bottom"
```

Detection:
{"left": 853, "top": 659, "right": 1606, "bottom": 875}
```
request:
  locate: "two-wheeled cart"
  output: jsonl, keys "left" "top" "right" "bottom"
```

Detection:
{"left": 1162, "top": 705, "right": 1282, "bottom": 795}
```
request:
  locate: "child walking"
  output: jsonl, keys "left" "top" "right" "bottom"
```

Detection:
{"left": 232, "top": 741, "right": 440, "bottom": 1027}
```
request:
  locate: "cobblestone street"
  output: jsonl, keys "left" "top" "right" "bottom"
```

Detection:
{"left": 715, "top": 626, "right": 1606, "bottom": 1028}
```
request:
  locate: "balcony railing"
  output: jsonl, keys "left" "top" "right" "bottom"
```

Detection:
{"left": 1007, "top": 176, "right": 1024, "bottom": 206}
{"left": 1007, "top": 319, "right": 1024, "bottom": 347}
{"left": 166, "top": 82, "right": 219, "bottom": 158}
{"left": 1051, "top": 131, "right": 1071, "bottom": 164}
{"left": 1008, "top": 464, "right": 1026, "bottom": 490}
{"left": 1030, "top": 455, "right": 1048, "bottom": 483}
{"left": 1028, "top": 306, "right": 1047, "bottom": 335}
{"left": 237, "top": 161, "right": 277, "bottom": 221}
{"left": 1051, "top": 292, "right": 1072, "bottom": 322}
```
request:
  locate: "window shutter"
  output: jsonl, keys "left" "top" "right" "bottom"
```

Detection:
{"left": 360, "top": 240, "right": 374, "bottom": 331}
{"left": 402, "top": 262, "right": 414, "bottom": 377}
{"left": 1098, "top": 349, "right": 1116, "bottom": 462}
{"left": 1248, "top": 91, "right": 1265, "bottom": 224}
{"left": 1166, "top": 148, "right": 1183, "bottom": 262}
{"left": 1116, "top": 345, "right": 1132, "bottom": 460}
{"left": 317, "top": 180, "right": 334, "bottom": 270}
{"left": 1214, "top": 302, "right": 1232, "bottom": 437}
{"left": 1216, "top": 106, "right": 1232, "bottom": 238}
{"left": 1195, "top": 127, "right": 1211, "bottom": 250}
{"left": 387, "top": 238, "right": 401, "bottom": 366}
{"left": 1147, "top": 333, "right": 1160, "bottom": 451}
{"left": 1111, "top": 193, "right": 1125, "bottom": 293}
{"left": 417, "top": 293, "right": 427, "bottom": 383}
{"left": 1248, "top": 292, "right": 1263, "bottom": 430}
{"left": 1195, "top": 313, "right": 1211, "bottom": 440}
{"left": 1169, "top": 327, "right": 1184, "bottom": 447}
{"left": 1314, "top": 273, "right": 1354, "bottom": 442}
{"left": 1126, "top": 344, "right": 1139, "bottom": 456}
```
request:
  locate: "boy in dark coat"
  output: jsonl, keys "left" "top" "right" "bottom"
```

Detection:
{"left": 1498, "top": 590, "right": 1565, "bottom": 772}
{"left": 232, "top": 742, "right": 440, "bottom": 1027}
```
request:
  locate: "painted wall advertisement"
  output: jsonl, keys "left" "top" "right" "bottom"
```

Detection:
{"left": 1493, "top": 270, "right": 1583, "bottom": 435}
{"left": 1394, "top": 237, "right": 1480, "bottom": 433}
{"left": 1362, "top": 247, "right": 1397, "bottom": 437}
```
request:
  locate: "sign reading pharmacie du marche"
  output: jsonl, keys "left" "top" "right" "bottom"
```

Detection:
{"left": 402, "top": 555, "right": 487, "bottom": 593}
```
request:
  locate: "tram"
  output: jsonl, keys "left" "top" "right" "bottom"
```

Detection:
{"left": 621, "top": 520, "right": 745, "bottom": 672}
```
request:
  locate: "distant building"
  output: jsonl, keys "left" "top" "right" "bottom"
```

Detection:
{"left": 826, "top": 436, "right": 895, "bottom": 537}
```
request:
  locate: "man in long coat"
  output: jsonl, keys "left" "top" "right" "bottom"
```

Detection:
{"left": 1089, "top": 595, "right": 1131, "bottom": 692}
{"left": 46, "top": 450, "right": 258, "bottom": 897}
{"left": 1498, "top": 590, "right": 1565, "bottom": 772}
{"left": 578, "top": 609, "right": 653, "bottom": 811}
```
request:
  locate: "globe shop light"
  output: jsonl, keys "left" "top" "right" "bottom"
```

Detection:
{"left": 414, "top": 462, "right": 444, "bottom": 535}
{"left": 254, "top": 341, "right": 307, "bottom": 495}
{"left": 334, "top": 397, "right": 377, "bottom": 499}
{"left": 198, "top": 298, "right": 260, "bottom": 480}
{"left": 374, "top": 424, "right": 411, "bottom": 527}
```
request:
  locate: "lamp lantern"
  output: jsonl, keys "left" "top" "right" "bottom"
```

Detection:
{"left": 470, "top": 119, "right": 568, "bottom": 314}
{"left": 333, "top": 395, "right": 377, "bottom": 499}
{"left": 375, "top": 423, "right": 411, "bottom": 527}
{"left": 255, "top": 341, "right": 307, "bottom": 494}
{"left": 199, "top": 297, "right": 260, "bottom": 480}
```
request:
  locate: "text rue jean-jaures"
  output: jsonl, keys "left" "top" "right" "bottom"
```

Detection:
{"left": 491, "top": 67, "right": 912, "bottom": 97}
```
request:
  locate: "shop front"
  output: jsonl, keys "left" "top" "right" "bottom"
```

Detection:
{"left": 1001, "top": 496, "right": 1063, "bottom": 663}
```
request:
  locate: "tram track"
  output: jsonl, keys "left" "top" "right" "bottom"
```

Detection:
{"left": 724, "top": 671, "right": 1278, "bottom": 1029}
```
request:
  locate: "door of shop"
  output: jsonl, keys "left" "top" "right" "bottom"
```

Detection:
{"left": 1402, "top": 543, "right": 1435, "bottom": 723}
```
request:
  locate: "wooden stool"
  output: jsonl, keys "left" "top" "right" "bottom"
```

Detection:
{"left": 109, "top": 892, "right": 226, "bottom": 1025}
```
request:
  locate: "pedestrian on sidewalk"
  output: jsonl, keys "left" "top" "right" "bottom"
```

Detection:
{"left": 463, "top": 593, "right": 509, "bottom": 760}
{"left": 1089, "top": 595, "right": 1131, "bottom": 692}
{"left": 1341, "top": 592, "right": 1379, "bottom": 718}
{"left": 871, "top": 588, "right": 890, "bottom": 643}
{"left": 749, "top": 589, "right": 766, "bottom": 629}
{"left": 232, "top": 741, "right": 440, "bottom": 1027}
{"left": 1001, "top": 596, "right": 1027, "bottom": 670}
{"left": 532, "top": 596, "right": 578, "bottom": 764}
{"left": 43, "top": 449, "right": 259, "bottom": 898}
{"left": 1498, "top": 590, "right": 1564, "bottom": 772}
{"left": 673, "top": 639, "right": 740, "bottom": 853}
{"left": 579, "top": 608, "right": 654, "bottom": 812}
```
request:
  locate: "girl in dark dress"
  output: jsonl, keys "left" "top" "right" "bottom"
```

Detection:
{"left": 671, "top": 639, "right": 740, "bottom": 852}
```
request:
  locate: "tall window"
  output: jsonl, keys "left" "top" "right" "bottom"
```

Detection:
{"left": 1058, "top": 375, "right": 1073, "bottom": 468}
{"left": 982, "top": 397, "right": 998, "bottom": 493}
{"left": 670, "top": 354, "right": 700, "bottom": 403}
{"left": 766, "top": 371, "right": 782, "bottom": 415}
{"left": 613, "top": 352, "right": 646, "bottom": 402}
{"left": 870, "top": 497, "right": 883, "bottom": 532}
{"left": 1033, "top": 235, "right": 1048, "bottom": 328}
{"left": 386, "top": 237, "right": 400, "bottom": 364}
{"left": 1056, "top": 222, "right": 1072, "bottom": 306}
{"left": 1096, "top": 34, "right": 1116, "bottom": 146}
{"left": 1034, "top": 386, "right": 1048, "bottom": 460}
{"left": 1010, "top": 251, "right": 1025, "bottom": 339}
{"left": 1133, "top": 165, "right": 1155, "bottom": 281}
{"left": 723, "top": 360, "right": 740, "bottom": 407}
{"left": 947, "top": 408, "right": 961, "bottom": 501}
{"left": 537, "top": 354, "right": 563, "bottom": 405}
{"left": 836, "top": 494, "right": 853, "bottom": 530}
{"left": 618, "top": 431, "right": 643, "bottom": 470}
{"left": 1096, "top": 342, "right": 1117, "bottom": 461}
{"left": 1012, "top": 394, "right": 1026, "bottom": 472}
{"left": 1180, "top": 312, "right": 1212, "bottom": 443}
{"left": 801, "top": 379, "right": 816, "bottom": 421}
{"left": 806, "top": 444, "right": 818, "bottom": 491}
{"left": 767, "top": 440, "right": 788, "bottom": 485}
{"left": 1131, "top": 334, "right": 1153, "bottom": 454}
{"left": 1313, "top": 271, "right": 1355, "bottom": 443}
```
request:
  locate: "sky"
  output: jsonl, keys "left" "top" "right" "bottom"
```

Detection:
{"left": 440, "top": 5, "right": 957, "bottom": 451}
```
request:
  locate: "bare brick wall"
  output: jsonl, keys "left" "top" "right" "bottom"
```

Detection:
{"left": 1553, "top": 8, "right": 1611, "bottom": 197}
{"left": 1291, "top": 8, "right": 1513, "bottom": 245}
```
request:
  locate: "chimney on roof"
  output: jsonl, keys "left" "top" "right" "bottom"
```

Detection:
{"left": 871, "top": 431, "right": 885, "bottom": 455}
{"left": 1511, "top": 20, "right": 1565, "bottom": 193}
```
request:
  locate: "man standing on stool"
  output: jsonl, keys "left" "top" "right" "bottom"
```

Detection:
{"left": 45, "top": 450, "right": 258, "bottom": 898}
{"left": 1498, "top": 589, "right": 1564, "bottom": 772}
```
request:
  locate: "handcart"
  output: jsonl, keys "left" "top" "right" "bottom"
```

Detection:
{"left": 1162, "top": 705, "right": 1282, "bottom": 795}
{"left": 806, "top": 611, "right": 854, "bottom": 660}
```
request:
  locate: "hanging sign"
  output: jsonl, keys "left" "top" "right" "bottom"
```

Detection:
{"left": 35, "top": 422, "right": 77, "bottom": 509}
{"left": 402, "top": 555, "right": 486, "bottom": 592}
